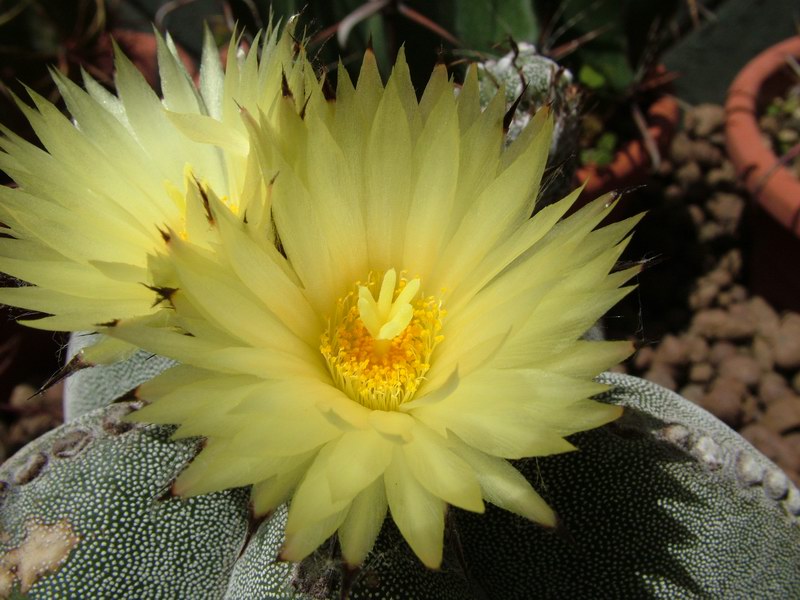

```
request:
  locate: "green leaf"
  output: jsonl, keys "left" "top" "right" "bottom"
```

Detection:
{"left": 578, "top": 64, "right": 606, "bottom": 90}
{"left": 448, "top": 0, "right": 540, "bottom": 52}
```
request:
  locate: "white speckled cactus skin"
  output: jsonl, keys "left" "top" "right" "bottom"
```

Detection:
{"left": 64, "top": 333, "right": 175, "bottom": 422}
{"left": 1, "top": 341, "right": 798, "bottom": 598}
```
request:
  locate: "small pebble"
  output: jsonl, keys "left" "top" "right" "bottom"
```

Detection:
{"left": 680, "top": 384, "right": 705, "bottom": 404}
{"left": 727, "top": 285, "right": 748, "bottom": 304}
{"left": 643, "top": 366, "right": 677, "bottom": 391}
{"left": 689, "top": 362, "right": 714, "bottom": 383}
{"left": 701, "top": 377, "right": 746, "bottom": 425}
{"left": 709, "top": 341, "right": 738, "bottom": 365}
{"left": 761, "top": 395, "right": 800, "bottom": 434}
{"left": 689, "top": 139, "right": 724, "bottom": 167}
{"left": 698, "top": 221, "right": 724, "bottom": 242}
{"left": 664, "top": 183, "right": 684, "bottom": 201}
{"left": 719, "top": 249, "right": 743, "bottom": 278}
{"left": 686, "top": 204, "right": 705, "bottom": 226}
{"left": 741, "top": 394, "right": 760, "bottom": 426}
{"left": 686, "top": 335, "right": 710, "bottom": 363}
{"left": 633, "top": 346, "right": 655, "bottom": 371}
{"left": 759, "top": 372, "right": 792, "bottom": 405}
{"left": 718, "top": 354, "right": 761, "bottom": 387}
{"left": 749, "top": 296, "right": 780, "bottom": 336}
{"left": 705, "top": 162, "right": 736, "bottom": 186}
{"left": 670, "top": 131, "right": 693, "bottom": 163}
{"left": 706, "top": 192, "right": 745, "bottom": 229}
{"left": 725, "top": 302, "right": 759, "bottom": 339}
{"left": 692, "top": 309, "right": 730, "bottom": 339}
{"left": 752, "top": 336, "right": 775, "bottom": 372}
{"left": 773, "top": 313, "right": 800, "bottom": 370}
{"left": 689, "top": 282, "right": 718, "bottom": 310}
{"left": 655, "top": 334, "right": 688, "bottom": 366}
{"left": 687, "top": 103, "right": 725, "bottom": 137}
{"left": 707, "top": 267, "right": 733, "bottom": 289}
{"left": 740, "top": 424, "right": 793, "bottom": 467}
{"left": 676, "top": 161, "right": 702, "bottom": 186}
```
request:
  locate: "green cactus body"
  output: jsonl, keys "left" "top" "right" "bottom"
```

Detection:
{"left": 1, "top": 362, "right": 798, "bottom": 598}
{"left": 0, "top": 402, "right": 249, "bottom": 599}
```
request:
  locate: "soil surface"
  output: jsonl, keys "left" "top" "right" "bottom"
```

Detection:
{"left": 0, "top": 101, "right": 799, "bottom": 488}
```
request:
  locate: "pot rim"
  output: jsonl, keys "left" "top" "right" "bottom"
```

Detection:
{"left": 575, "top": 92, "right": 681, "bottom": 198}
{"left": 725, "top": 36, "right": 800, "bottom": 236}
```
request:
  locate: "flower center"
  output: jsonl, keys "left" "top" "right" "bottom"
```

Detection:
{"left": 320, "top": 269, "right": 444, "bottom": 411}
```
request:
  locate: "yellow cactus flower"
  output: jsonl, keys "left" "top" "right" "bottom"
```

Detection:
{"left": 0, "top": 23, "right": 306, "bottom": 344}
{"left": 107, "top": 49, "right": 640, "bottom": 569}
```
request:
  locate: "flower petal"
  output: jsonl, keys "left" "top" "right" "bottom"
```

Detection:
{"left": 338, "top": 477, "right": 389, "bottom": 566}
{"left": 448, "top": 434, "right": 556, "bottom": 527}
{"left": 403, "top": 424, "right": 484, "bottom": 513}
{"left": 384, "top": 447, "right": 446, "bottom": 569}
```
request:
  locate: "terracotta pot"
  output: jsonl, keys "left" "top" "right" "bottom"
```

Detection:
{"left": 575, "top": 93, "right": 681, "bottom": 200}
{"left": 725, "top": 36, "right": 800, "bottom": 311}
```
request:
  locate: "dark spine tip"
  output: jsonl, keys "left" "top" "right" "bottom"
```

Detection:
{"left": 36, "top": 354, "right": 93, "bottom": 397}
{"left": 281, "top": 70, "right": 293, "bottom": 99}
{"left": 143, "top": 284, "right": 178, "bottom": 307}
{"left": 191, "top": 177, "right": 215, "bottom": 225}
{"left": 291, "top": 37, "right": 302, "bottom": 60}
{"left": 503, "top": 82, "right": 528, "bottom": 133}
{"left": 322, "top": 72, "right": 336, "bottom": 102}
{"left": 299, "top": 95, "right": 311, "bottom": 120}
{"left": 158, "top": 227, "right": 172, "bottom": 243}
{"left": 96, "top": 319, "right": 120, "bottom": 328}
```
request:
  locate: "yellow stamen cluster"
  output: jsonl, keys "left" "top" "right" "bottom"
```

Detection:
{"left": 320, "top": 270, "right": 444, "bottom": 411}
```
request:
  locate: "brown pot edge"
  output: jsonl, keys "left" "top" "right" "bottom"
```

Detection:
{"left": 575, "top": 92, "right": 681, "bottom": 198}
{"left": 724, "top": 36, "right": 800, "bottom": 236}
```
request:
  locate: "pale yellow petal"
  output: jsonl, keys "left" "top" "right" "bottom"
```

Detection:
{"left": 402, "top": 81, "right": 460, "bottom": 276}
{"left": 175, "top": 442, "right": 316, "bottom": 497}
{"left": 251, "top": 457, "right": 316, "bottom": 517}
{"left": 325, "top": 430, "right": 392, "bottom": 502}
{"left": 364, "top": 62, "right": 413, "bottom": 267}
{"left": 384, "top": 447, "right": 445, "bottom": 569}
{"left": 403, "top": 424, "right": 484, "bottom": 512}
{"left": 286, "top": 443, "right": 350, "bottom": 531}
{"left": 338, "top": 477, "right": 388, "bottom": 566}
{"left": 281, "top": 506, "right": 350, "bottom": 563}
{"left": 448, "top": 435, "right": 556, "bottom": 527}
{"left": 156, "top": 32, "right": 202, "bottom": 114}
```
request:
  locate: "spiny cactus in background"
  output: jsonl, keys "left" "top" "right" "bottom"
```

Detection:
{"left": 476, "top": 43, "right": 581, "bottom": 205}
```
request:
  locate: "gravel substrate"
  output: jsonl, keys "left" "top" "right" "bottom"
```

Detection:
{"left": 611, "top": 102, "right": 800, "bottom": 486}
